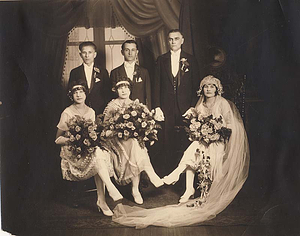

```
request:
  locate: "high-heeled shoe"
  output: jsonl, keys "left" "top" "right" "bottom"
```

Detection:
{"left": 131, "top": 190, "right": 143, "bottom": 204}
{"left": 179, "top": 188, "right": 195, "bottom": 203}
{"left": 163, "top": 173, "right": 180, "bottom": 185}
{"left": 97, "top": 202, "right": 114, "bottom": 216}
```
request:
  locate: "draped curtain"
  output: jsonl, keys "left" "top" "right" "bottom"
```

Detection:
{"left": 109, "top": 0, "right": 181, "bottom": 59}
{"left": 1, "top": 1, "right": 86, "bottom": 231}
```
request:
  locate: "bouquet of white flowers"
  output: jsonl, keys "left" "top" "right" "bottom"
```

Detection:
{"left": 184, "top": 108, "right": 232, "bottom": 147}
{"left": 98, "top": 100, "right": 161, "bottom": 148}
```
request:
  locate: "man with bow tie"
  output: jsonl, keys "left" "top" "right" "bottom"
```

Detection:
{"left": 153, "top": 29, "right": 200, "bottom": 174}
{"left": 110, "top": 40, "right": 151, "bottom": 109}
{"left": 68, "top": 41, "right": 112, "bottom": 115}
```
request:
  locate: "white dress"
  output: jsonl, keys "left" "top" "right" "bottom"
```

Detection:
{"left": 57, "top": 105, "right": 113, "bottom": 181}
{"left": 179, "top": 95, "right": 233, "bottom": 182}
{"left": 112, "top": 96, "right": 250, "bottom": 228}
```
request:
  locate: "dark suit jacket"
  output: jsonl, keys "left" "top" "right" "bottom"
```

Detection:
{"left": 68, "top": 64, "right": 112, "bottom": 115}
{"left": 153, "top": 50, "right": 199, "bottom": 117}
{"left": 110, "top": 63, "right": 152, "bottom": 109}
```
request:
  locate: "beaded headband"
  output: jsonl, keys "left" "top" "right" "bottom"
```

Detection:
{"left": 112, "top": 80, "right": 131, "bottom": 92}
{"left": 71, "top": 85, "right": 85, "bottom": 91}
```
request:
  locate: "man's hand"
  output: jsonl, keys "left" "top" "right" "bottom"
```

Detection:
{"left": 153, "top": 107, "right": 165, "bottom": 121}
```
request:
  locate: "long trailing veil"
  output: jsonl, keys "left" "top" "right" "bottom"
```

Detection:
{"left": 112, "top": 96, "right": 250, "bottom": 228}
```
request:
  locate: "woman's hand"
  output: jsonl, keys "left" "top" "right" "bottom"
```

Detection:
{"left": 55, "top": 136, "right": 70, "bottom": 145}
{"left": 182, "top": 107, "right": 194, "bottom": 118}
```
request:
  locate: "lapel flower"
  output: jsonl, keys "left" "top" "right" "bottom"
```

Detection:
{"left": 94, "top": 67, "right": 101, "bottom": 80}
{"left": 180, "top": 58, "right": 190, "bottom": 72}
{"left": 94, "top": 67, "right": 100, "bottom": 73}
{"left": 133, "top": 68, "right": 142, "bottom": 82}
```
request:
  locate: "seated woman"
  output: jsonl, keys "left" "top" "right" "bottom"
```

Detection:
{"left": 55, "top": 80, "right": 123, "bottom": 216}
{"left": 112, "top": 75, "right": 249, "bottom": 228}
{"left": 163, "top": 75, "right": 247, "bottom": 202}
{"left": 103, "top": 77, "right": 164, "bottom": 205}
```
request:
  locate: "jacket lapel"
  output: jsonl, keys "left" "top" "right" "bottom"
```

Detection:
{"left": 119, "top": 64, "right": 127, "bottom": 78}
{"left": 133, "top": 64, "right": 140, "bottom": 83}
{"left": 90, "top": 67, "right": 95, "bottom": 91}
{"left": 163, "top": 52, "right": 173, "bottom": 84}
{"left": 89, "top": 65, "right": 101, "bottom": 92}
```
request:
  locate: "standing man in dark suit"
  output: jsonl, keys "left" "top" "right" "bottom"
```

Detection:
{"left": 68, "top": 41, "right": 112, "bottom": 115}
{"left": 110, "top": 40, "right": 151, "bottom": 109}
{"left": 153, "top": 29, "right": 200, "bottom": 174}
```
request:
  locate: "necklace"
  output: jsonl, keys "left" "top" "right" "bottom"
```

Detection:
{"left": 73, "top": 104, "right": 87, "bottom": 116}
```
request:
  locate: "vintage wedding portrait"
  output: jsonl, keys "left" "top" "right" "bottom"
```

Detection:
{"left": 1, "top": 0, "right": 300, "bottom": 235}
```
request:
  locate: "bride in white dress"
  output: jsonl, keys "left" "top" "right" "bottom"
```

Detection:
{"left": 112, "top": 75, "right": 250, "bottom": 228}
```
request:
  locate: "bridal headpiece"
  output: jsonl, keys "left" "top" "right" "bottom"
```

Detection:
{"left": 197, "top": 75, "right": 223, "bottom": 96}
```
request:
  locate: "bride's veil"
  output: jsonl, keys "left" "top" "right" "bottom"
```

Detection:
{"left": 112, "top": 97, "right": 250, "bottom": 228}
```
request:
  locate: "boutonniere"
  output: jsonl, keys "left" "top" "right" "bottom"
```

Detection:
{"left": 133, "top": 71, "right": 142, "bottom": 82}
{"left": 94, "top": 67, "right": 100, "bottom": 73}
{"left": 93, "top": 67, "right": 101, "bottom": 81}
{"left": 180, "top": 58, "right": 190, "bottom": 72}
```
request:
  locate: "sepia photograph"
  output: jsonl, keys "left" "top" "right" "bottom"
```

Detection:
{"left": 0, "top": 0, "right": 299, "bottom": 235}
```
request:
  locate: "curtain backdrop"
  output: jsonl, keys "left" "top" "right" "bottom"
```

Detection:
{"left": 1, "top": 1, "right": 86, "bottom": 232}
{"left": 110, "top": 0, "right": 180, "bottom": 58}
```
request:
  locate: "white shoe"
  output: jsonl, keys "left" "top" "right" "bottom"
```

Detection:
{"left": 132, "top": 190, "right": 143, "bottom": 204}
{"left": 97, "top": 202, "right": 114, "bottom": 216}
{"left": 179, "top": 188, "right": 195, "bottom": 203}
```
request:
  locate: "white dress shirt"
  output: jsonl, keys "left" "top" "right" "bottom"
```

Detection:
{"left": 83, "top": 62, "right": 94, "bottom": 89}
{"left": 124, "top": 61, "right": 135, "bottom": 80}
{"left": 170, "top": 49, "right": 181, "bottom": 77}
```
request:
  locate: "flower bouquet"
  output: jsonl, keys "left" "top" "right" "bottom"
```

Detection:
{"left": 65, "top": 115, "right": 98, "bottom": 160}
{"left": 184, "top": 108, "right": 232, "bottom": 147}
{"left": 187, "top": 149, "right": 213, "bottom": 208}
{"left": 98, "top": 100, "right": 161, "bottom": 148}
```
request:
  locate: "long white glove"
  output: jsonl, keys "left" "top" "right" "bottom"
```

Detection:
{"left": 55, "top": 136, "right": 70, "bottom": 145}
{"left": 182, "top": 107, "right": 194, "bottom": 118}
{"left": 153, "top": 107, "right": 165, "bottom": 121}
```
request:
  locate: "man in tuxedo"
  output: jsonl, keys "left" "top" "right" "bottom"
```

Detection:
{"left": 68, "top": 41, "right": 112, "bottom": 115}
{"left": 110, "top": 40, "right": 151, "bottom": 109}
{"left": 153, "top": 29, "right": 200, "bottom": 174}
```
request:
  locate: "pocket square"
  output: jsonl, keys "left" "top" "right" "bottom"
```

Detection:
{"left": 185, "top": 68, "right": 189, "bottom": 72}
{"left": 136, "top": 77, "right": 143, "bottom": 83}
{"left": 95, "top": 78, "right": 101, "bottom": 83}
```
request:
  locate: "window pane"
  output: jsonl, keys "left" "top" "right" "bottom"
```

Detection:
{"left": 105, "top": 44, "right": 124, "bottom": 74}
{"left": 105, "top": 27, "right": 133, "bottom": 41}
{"left": 69, "top": 27, "right": 94, "bottom": 42}
{"left": 62, "top": 46, "right": 83, "bottom": 88}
